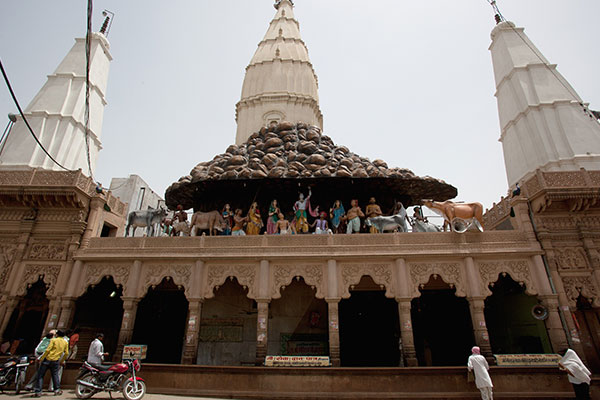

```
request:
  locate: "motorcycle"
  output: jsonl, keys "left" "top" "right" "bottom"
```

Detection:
{"left": 0, "top": 355, "right": 32, "bottom": 394}
{"left": 75, "top": 359, "right": 145, "bottom": 400}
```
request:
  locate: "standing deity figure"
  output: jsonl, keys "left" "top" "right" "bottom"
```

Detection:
{"left": 293, "top": 188, "right": 318, "bottom": 233}
{"left": 232, "top": 209, "right": 248, "bottom": 236}
{"left": 221, "top": 204, "right": 233, "bottom": 235}
{"left": 329, "top": 200, "right": 345, "bottom": 234}
{"left": 365, "top": 197, "right": 383, "bottom": 233}
{"left": 172, "top": 205, "right": 190, "bottom": 236}
{"left": 246, "top": 202, "right": 264, "bottom": 235}
{"left": 346, "top": 199, "right": 365, "bottom": 234}
{"left": 267, "top": 199, "right": 280, "bottom": 235}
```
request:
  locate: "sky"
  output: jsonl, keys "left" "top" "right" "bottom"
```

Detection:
{"left": 1, "top": 0, "right": 599, "bottom": 212}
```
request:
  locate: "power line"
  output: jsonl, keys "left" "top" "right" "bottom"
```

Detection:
{"left": 0, "top": 59, "right": 72, "bottom": 171}
{"left": 84, "top": 0, "right": 95, "bottom": 179}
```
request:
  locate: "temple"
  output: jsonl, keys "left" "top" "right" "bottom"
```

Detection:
{"left": 0, "top": 2, "right": 599, "bottom": 398}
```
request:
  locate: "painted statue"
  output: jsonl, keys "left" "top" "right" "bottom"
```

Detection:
{"left": 422, "top": 200, "right": 484, "bottom": 233}
{"left": 329, "top": 200, "right": 345, "bottom": 234}
{"left": 125, "top": 208, "right": 167, "bottom": 237}
{"left": 171, "top": 205, "right": 190, "bottom": 236}
{"left": 267, "top": 199, "right": 280, "bottom": 235}
{"left": 311, "top": 211, "right": 332, "bottom": 234}
{"left": 232, "top": 209, "right": 248, "bottom": 236}
{"left": 190, "top": 210, "right": 226, "bottom": 236}
{"left": 365, "top": 197, "right": 383, "bottom": 233}
{"left": 346, "top": 199, "right": 365, "bottom": 234}
{"left": 221, "top": 204, "right": 233, "bottom": 235}
{"left": 293, "top": 188, "right": 319, "bottom": 233}
{"left": 276, "top": 212, "right": 295, "bottom": 235}
{"left": 246, "top": 202, "right": 264, "bottom": 235}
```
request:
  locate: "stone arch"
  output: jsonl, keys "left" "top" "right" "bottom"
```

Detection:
{"left": 340, "top": 263, "right": 393, "bottom": 299}
{"left": 138, "top": 263, "right": 192, "bottom": 298}
{"left": 203, "top": 264, "right": 258, "bottom": 299}
{"left": 478, "top": 260, "right": 537, "bottom": 297}
{"left": 17, "top": 264, "right": 61, "bottom": 296}
{"left": 263, "top": 110, "right": 285, "bottom": 126}
{"left": 271, "top": 263, "right": 325, "bottom": 299}
{"left": 408, "top": 262, "right": 466, "bottom": 298}
{"left": 563, "top": 275, "right": 599, "bottom": 308}
{"left": 77, "top": 263, "right": 131, "bottom": 297}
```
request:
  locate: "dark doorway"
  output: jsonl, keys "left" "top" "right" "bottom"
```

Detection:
{"left": 132, "top": 277, "right": 188, "bottom": 364}
{"left": 574, "top": 295, "right": 600, "bottom": 373}
{"left": 484, "top": 273, "right": 551, "bottom": 355}
{"left": 71, "top": 277, "right": 124, "bottom": 359}
{"left": 411, "top": 275, "right": 474, "bottom": 366}
{"left": 339, "top": 276, "right": 400, "bottom": 366}
{"left": 3, "top": 278, "right": 49, "bottom": 354}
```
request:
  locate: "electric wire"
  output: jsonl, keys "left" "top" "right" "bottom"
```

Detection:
{"left": 0, "top": 59, "right": 72, "bottom": 171}
{"left": 84, "top": 0, "right": 95, "bottom": 179}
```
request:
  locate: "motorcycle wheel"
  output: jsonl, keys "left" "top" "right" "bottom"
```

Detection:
{"left": 122, "top": 379, "right": 146, "bottom": 400}
{"left": 75, "top": 374, "right": 97, "bottom": 399}
{"left": 15, "top": 370, "right": 25, "bottom": 395}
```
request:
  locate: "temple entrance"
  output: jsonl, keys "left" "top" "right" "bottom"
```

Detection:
{"left": 574, "top": 295, "right": 600, "bottom": 372}
{"left": 71, "top": 277, "right": 124, "bottom": 359}
{"left": 198, "top": 278, "right": 257, "bottom": 366}
{"left": 131, "top": 277, "right": 188, "bottom": 364}
{"left": 411, "top": 275, "right": 474, "bottom": 366}
{"left": 268, "top": 278, "right": 328, "bottom": 358}
{"left": 3, "top": 278, "right": 49, "bottom": 354}
{"left": 339, "top": 276, "right": 400, "bottom": 366}
{"left": 484, "top": 273, "right": 551, "bottom": 354}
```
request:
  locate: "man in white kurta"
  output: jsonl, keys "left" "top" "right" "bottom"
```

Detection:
{"left": 87, "top": 333, "right": 107, "bottom": 367}
{"left": 559, "top": 349, "right": 591, "bottom": 399}
{"left": 468, "top": 346, "right": 493, "bottom": 400}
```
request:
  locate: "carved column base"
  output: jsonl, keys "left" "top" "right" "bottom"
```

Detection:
{"left": 57, "top": 298, "right": 76, "bottom": 330}
{"left": 255, "top": 300, "right": 269, "bottom": 366}
{"left": 397, "top": 299, "right": 418, "bottom": 367}
{"left": 0, "top": 298, "right": 18, "bottom": 340}
{"left": 113, "top": 298, "right": 139, "bottom": 362}
{"left": 467, "top": 297, "right": 494, "bottom": 364}
{"left": 539, "top": 295, "right": 570, "bottom": 353}
{"left": 182, "top": 300, "right": 203, "bottom": 365}
{"left": 327, "top": 300, "right": 340, "bottom": 366}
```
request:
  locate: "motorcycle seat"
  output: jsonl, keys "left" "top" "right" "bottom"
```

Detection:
{"left": 91, "top": 364, "right": 112, "bottom": 371}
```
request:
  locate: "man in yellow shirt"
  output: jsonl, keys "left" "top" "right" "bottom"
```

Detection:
{"left": 34, "top": 330, "right": 69, "bottom": 397}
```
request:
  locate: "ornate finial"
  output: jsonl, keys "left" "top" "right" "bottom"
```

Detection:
{"left": 486, "top": 0, "right": 505, "bottom": 24}
{"left": 274, "top": 0, "right": 293, "bottom": 10}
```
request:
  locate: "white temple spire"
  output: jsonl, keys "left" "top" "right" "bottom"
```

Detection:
{"left": 235, "top": 0, "right": 323, "bottom": 145}
{"left": 490, "top": 21, "right": 600, "bottom": 187}
{"left": 0, "top": 32, "right": 112, "bottom": 176}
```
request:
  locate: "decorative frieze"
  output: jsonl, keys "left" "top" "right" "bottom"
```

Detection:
{"left": 478, "top": 260, "right": 536, "bottom": 296}
{"left": 562, "top": 276, "right": 599, "bottom": 307}
{"left": 0, "top": 242, "right": 18, "bottom": 290}
{"left": 408, "top": 262, "right": 466, "bottom": 298}
{"left": 554, "top": 248, "right": 589, "bottom": 270}
{"left": 141, "top": 264, "right": 193, "bottom": 297}
{"left": 204, "top": 264, "right": 258, "bottom": 299}
{"left": 271, "top": 264, "right": 325, "bottom": 299}
{"left": 27, "top": 243, "right": 67, "bottom": 261}
{"left": 340, "top": 263, "right": 393, "bottom": 299}
{"left": 80, "top": 263, "right": 132, "bottom": 296}
{"left": 18, "top": 264, "right": 62, "bottom": 295}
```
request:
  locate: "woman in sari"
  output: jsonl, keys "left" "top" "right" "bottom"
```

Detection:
{"left": 246, "top": 202, "right": 264, "bottom": 235}
{"left": 329, "top": 200, "right": 345, "bottom": 234}
{"left": 266, "top": 199, "right": 280, "bottom": 235}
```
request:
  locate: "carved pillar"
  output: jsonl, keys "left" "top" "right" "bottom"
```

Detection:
{"left": 326, "top": 300, "right": 340, "bottom": 366}
{"left": 0, "top": 298, "right": 19, "bottom": 340}
{"left": 43, "top": 297, "right": 62, "bottom": 332}
{"left": 56, "top": 297, "right": 77, "bottom": 330}
{"left": 255, "top": 300, "right": 269, "bottom": 365}
{"left": 467, "top": 297, "right": 494, "bottom": 362}
{"left": 538, "top": 294, "right": 569, "bottom": 352}
{"left": 397, "top": 299, "right": 418, "bottom": 366}
{"left": 182, "top": 299, "right": 203, "bottom": 364}
{"left": 81, "top": 196, "right": 106, "bottom": 248}
{"left": 113, "top": 298, "right": 140, "bottom": 362}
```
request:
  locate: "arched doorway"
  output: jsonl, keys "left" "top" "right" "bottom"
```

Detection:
{"left": 339, "top": 276, "right": 400, "bottom": 366}
{"left": 198, "top": 278, "right": 257, "bottom": 366}
{"left": 131, "top": 277, "right": 188, "bottom": 364}
{"left": 574, "top": 294, "right": 600, "bottom": 372}
{"left": 484, "top": 273, "right": 551, "bottom": 355}
{"left": 269, "top": 278, "right": 328, "bottom": 358}
{"left": 411, "top": 275, "right": 474, "bottom": 366}
{"left": 71, "top": 277, "right": 124, "bottom": 359}
{"left": 4, "top": 278, "right": 49, "bottom": 354}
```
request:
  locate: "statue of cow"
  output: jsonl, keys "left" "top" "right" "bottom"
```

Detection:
{"left": 190, "top": 210, "right": 226, "bottom": 236}
{"left": 422, "top": 200, "right": 484, "bottom": 233}
{"left": 125, "top": 208, "right": 168, "bottom": 237}
{"left": 410, "top": 218, "right": 442, "bottom": 232}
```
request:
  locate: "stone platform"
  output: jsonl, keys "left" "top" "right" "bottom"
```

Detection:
{"left": 57, "top": 363, "right": 597, "bottom": 399}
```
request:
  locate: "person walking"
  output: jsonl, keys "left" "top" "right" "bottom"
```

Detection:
{"left": 87, "top": 333, "right": 109, "bottom": 367}
{"left": 48, "top": 331, "right": 69, "bottom": 391}
{"left": 559, "top": 348, "right": 591, "bottom": 399}
{"left": 24, "top": 330, "right": 55, "bottom": 391}
{"left": 33, "top": 329, "right": 68, "bottom": 397}
{"left": 467, "top": 346, "right": 493, "bottom": 400}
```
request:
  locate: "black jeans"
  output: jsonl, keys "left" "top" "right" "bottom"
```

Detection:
{"left": 573, "top": 382, "right": 590, "bottom": 400}
{"left": 35, "top": 360, "right": 60, "bottom": 393}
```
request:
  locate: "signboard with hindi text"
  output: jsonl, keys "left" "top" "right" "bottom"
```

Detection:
{"left": 494, "top": 354, "right": 561, "bottom": 366}
{"left": 122, "top": 344, "right": 147, "bottom": 360}
{"left": 265, "top": 356, "right": 330, "bottom": 367}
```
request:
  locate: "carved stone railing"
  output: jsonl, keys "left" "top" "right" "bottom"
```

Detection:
{"left": 483, "top": 195, "right": 511, "bottom": 229}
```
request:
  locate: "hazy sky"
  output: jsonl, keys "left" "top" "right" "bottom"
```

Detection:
{"left": 1, "top": 1, "right": 599, "bottom": 211}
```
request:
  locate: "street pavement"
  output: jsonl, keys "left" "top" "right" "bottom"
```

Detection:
{"left": 0, "top": 391, "right": 232, "bottom": 400}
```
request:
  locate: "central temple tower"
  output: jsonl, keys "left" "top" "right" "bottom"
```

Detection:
{"left": 235, "top": 0, "right": 323, "bottom": 145}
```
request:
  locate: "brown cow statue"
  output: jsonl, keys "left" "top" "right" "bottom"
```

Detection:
{"left": 422, "top": 200, "right": 484, "bottom": 233}
{"left": 190, "top": 210, "right": 226, "bottom": 236}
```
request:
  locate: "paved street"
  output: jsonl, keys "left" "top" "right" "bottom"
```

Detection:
{"left": 0, "top": 391, "right": 231, "bottom": 400}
